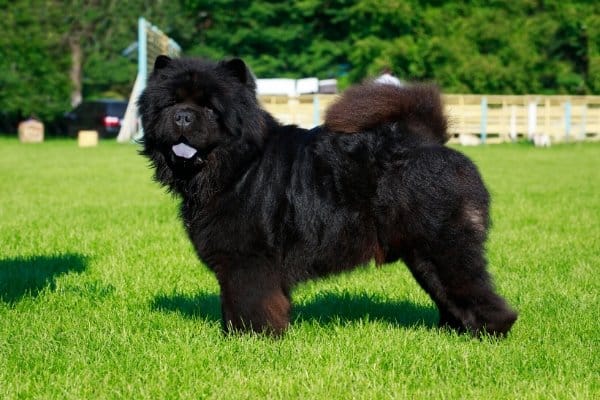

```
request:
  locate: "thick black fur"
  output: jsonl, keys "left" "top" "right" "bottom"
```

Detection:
{"left": 138, "top": 56, "right": 517, "bottom": 336}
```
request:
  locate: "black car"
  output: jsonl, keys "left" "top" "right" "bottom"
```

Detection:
{"left": 65, "top": 100, "right": 127, "bottom": 138}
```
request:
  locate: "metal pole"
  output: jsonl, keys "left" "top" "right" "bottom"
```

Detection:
{"left": 138, "top": 17, "right": 147, "bottom": 90}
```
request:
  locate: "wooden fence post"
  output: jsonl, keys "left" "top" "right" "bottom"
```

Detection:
{"left": 580, "top": 105, "right": 587, "bottom": 140}
{"left": 313, "top": 95, "right": 320, "bottom": 127}
{"left": 480, "top": 96, "right": 487, "bottom": 144}
{"left": 544, "top": 97, "right": 551, "bottom": 137}
{"left": 564, "top": 100, "right": 571, "bottom": 141}
{"left": 510, "top": 105, "right": 517, "bottom": 142}
{"left": 528, "top": 100, "right": 537, "bottom": 139}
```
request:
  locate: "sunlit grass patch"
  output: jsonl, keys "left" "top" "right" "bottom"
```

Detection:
{"left": 0, "top": 138, "right": 598, "bottom": 399}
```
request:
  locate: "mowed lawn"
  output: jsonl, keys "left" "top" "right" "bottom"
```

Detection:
{"left": 0, "top": 137, "right": 598, "bottom": 399}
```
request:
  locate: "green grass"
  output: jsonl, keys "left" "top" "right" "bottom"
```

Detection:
{"left": 0, "top": 137, "right": 598, "bottom": 399}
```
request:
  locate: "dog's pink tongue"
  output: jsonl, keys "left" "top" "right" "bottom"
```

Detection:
{"left": 172, "top": 143, "right": 198, "bottom": 159}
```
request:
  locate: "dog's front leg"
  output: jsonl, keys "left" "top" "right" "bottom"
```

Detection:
{"left": 219, "top": 264, "right": 290, "bottom": 336}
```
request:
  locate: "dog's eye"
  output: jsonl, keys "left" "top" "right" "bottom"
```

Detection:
{"left": 205, "top": 106, "right": 222, "bottom": 122}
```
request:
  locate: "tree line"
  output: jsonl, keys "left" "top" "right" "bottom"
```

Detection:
{"left": 1, "top": 0, "right": 598, "bottom": 133}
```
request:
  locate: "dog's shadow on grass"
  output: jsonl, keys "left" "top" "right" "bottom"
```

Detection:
{"left": 151, "top": 291, "right": 438, "bottom": 329}
{"left": 294, "top": 292, "right": 438, "bottom": 329}
{"left": 0, "top": 254, "right": 87, "bottom": 303}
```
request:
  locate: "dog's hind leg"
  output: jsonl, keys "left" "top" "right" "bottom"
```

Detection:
{"left": 403, "top": 245, "right": 517, "bottom": 336}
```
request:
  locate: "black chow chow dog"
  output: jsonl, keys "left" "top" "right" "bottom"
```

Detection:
{"left": 139, "top": 55, "right": 517, "bottom": 336}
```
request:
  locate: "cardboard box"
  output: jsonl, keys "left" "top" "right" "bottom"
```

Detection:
{"left": 18, "top": 119, "right": 44, "bottom": 143}
{"left": 78, "top": 130, "right": 99, "bottom": 147}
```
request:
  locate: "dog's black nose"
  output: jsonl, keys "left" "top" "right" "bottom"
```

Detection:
{"left": 174, "top": 110, "right": 194, "bottom": 128}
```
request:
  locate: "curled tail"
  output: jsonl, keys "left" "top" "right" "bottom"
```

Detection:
{"left": 324, "top": 81, "right": 449, "bottom": 144}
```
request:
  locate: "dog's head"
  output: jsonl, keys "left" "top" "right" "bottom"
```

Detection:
{"left": 138, "top": 56, "right": 265, "bottom": 179}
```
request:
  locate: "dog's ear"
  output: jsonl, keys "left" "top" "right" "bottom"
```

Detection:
{"left": 153, "top": 55, "right": 172, "bottom": 71}
{"left": 221, "top": 58, "right": 254, "bottom": 86}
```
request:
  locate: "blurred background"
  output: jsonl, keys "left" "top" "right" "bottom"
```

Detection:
{"left": 1, "top": 0, "right": 599, "bottom": 137}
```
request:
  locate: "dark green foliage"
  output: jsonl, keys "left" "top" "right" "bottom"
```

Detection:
{"left": 0, "top": 1, "right": 71, "bottom": 128}
{"left": 1, "top": 0, "right": 599, "bottom": 132}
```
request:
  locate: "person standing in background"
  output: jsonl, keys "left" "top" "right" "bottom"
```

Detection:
{"left": 375, "top": 67, "right": 403, "bottom": 86}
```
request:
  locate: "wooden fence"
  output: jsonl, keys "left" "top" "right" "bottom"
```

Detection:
{"left": 259, "top": 94, "right": 600, "bottom": 144}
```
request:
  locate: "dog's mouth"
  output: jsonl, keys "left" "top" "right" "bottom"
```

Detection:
{"left": 168, "top": 138, "right": 218, "bottom": 176}
{"left": 172, "top": 142, "right": 199, "bottom": 160}
{"left": 170, "top": 136, "right": 212, "bottom": 163}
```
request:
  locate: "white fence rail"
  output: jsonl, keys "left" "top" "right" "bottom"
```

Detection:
{"left": 259, "top": 94, "right": 600, "bottom": 144}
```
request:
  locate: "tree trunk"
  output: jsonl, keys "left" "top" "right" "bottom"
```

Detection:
{"left": 69, "top": 37, "right": 83, "bottom": 108}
